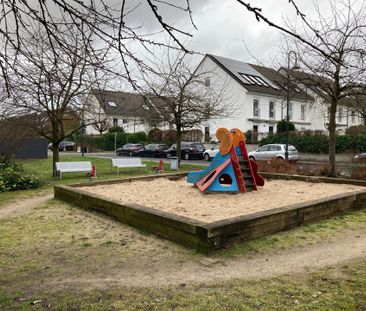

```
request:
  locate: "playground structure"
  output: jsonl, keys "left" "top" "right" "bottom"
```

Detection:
{"left": 187, "top": 128, "right": 264, "bottom": 193}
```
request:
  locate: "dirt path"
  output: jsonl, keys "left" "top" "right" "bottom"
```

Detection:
{"left": 2, "top": 193, "right": 366, "bottom": 290}
{"left": 0, "top": 192, "right": 53, "bottom": 220}
{"left": 54, "top": 230, "right": 366, "bottom": 290}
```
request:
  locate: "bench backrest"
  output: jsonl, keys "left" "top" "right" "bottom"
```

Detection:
{"left": 56, "top": 161, "right": 92, "bottom": 171}
{"left": 112, "top": 158, "right": 143, "bottom": 166}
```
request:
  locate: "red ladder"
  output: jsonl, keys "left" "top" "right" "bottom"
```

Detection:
{"left": 238, "top": 141, "right": 258, "bottom": 191}
{"left": 229, "top": 147, "right": 246, "bottom": 192}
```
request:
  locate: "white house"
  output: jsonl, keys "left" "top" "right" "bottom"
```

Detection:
{"left": 194, "top": 54, "right": 362, "bottom": 140}
{"left": 83, "top": 90, "right": 170, "bottom": 134}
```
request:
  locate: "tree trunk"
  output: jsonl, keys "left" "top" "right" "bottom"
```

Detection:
{"left": 52, "top": 143, "right": 60, "bottom": 177}
{"left": 328, "top": 100, "right": 337, "bottom": 177}
{"left": 176, "top": 127, "right": 182, "bottom": 168}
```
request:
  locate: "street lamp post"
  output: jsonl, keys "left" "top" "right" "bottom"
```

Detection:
{"left": 285, "top": 50, "right": 299, "bottom": 161}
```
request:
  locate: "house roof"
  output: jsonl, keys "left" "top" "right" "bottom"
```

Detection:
{"left": 282, "top": 68, "right": 334, "bottom": 102}
{"left": 89, "top": 90, "right": 169, "bottom": 119}
{"left": 90, "top": 90, "right": 146, "bottom": 117}
{"left": 206, "top": 54, "right": 313, "bottom": 102}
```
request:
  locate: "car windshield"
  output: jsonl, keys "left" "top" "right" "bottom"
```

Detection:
{"left": 123, "top": 144, "right": 132, "bottom": 148}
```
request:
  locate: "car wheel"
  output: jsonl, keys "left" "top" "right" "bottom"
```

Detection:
{"left": 249, "top": 156, "right": 255, "bottom": 161}
{"left": 276, "top": 156, "right": 285, "bottom": 161}
{"left": 184, "top": 153, "right": 190, "bottom": 160}
{"left": 204, "top": 153, "right": 210, "bottom": 161}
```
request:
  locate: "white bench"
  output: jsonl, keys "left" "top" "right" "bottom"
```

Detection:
{"left": 111, "top": 158, "right": 147, "bottom": 174}
{"left": 55, "top": 161, "right": 92, "bottom": 179}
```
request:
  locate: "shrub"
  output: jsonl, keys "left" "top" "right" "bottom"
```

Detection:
{"left": 346, "top": 125, "right": 366, "bottom": 136}
{"left": 0, "top": 159, "right": 42, "bottom": 192}
{"left": 108, "top": 126, "right": 125, "bottom": 133}
{"left": 148, "top": 128, "right": 163, "bottom": 142}
{"left": 276, "top": 119, "right": 295, "bottom": 133}
{"left": 126, "top": 131, "right": 148, "bottom": 143}
{"left": 245, "top": 130, "right": 253, "bottom": 144}
{"left": 162, "top": 130, "right": 177, "bottom": 145}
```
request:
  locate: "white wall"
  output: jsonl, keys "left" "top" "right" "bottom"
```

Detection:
{"left": 195, "top": 56, "right": 316, "bottom": 141}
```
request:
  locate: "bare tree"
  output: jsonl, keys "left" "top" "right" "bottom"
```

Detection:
{"left": 2, "top": 22, "right": 111, "bottom": 176}
{"left": 284, "top": 0, "right": 366, "bottom": 176}
{"left": 0, "top": 1, "right": 198, "bottom": 95}
{"left": 141, "top": 52, "right": 236, "bottom": 167}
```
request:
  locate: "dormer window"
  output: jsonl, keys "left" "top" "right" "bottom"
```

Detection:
{"left": 108, "top": 101, "right": 117, "bottom": 107}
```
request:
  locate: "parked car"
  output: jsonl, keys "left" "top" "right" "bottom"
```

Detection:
{"left": 203, "top": 145, "right": 219, "bottom": 161}
{"left": 248, "top": 144, "right": 299, "bottom": 161}
{"left": 48, "top": 141, "right": 75, "bottom": 151}
{"left": 138, "top": 144, "right": 169, "bottom": 158}
{"left": 166, "top": 142, "right": 205, "bottom": 160}
{"left": 116, "top": 143, "right": 144, "bottom": 156}
{"left": 354, "top": 153, "right": 366, "bottom": 162}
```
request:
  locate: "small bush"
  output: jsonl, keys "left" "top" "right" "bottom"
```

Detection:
{"left": 276, "top": 119, "right": 295, "bottom": 133}
{"left": 108, "top": 126, "right": 125, "bottom": 133}
{"left": 148, "top": 128, "right": 163, "bottom": 142}
{"left": 346, "top": 125, "right": 366, "bottom": 136}
{"left": 350, "top": 166, "right": 366, "bottom": 179}
{"left": 257, "top": 159, "right": 339, "bottom": 177}
{"left": 0, "top": 159, "right": 42, "bottom": 192}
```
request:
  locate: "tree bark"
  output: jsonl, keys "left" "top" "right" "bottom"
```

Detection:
{"left": 328, "top": 99, "right": 337, "bottom": 177}
{"left": 176, "top": 126, "right": 182, "bottom": 168}
{"left": 52, "top": 143, "right": 60, "bottom": 177}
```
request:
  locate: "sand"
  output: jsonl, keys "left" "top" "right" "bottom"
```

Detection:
{"left": 78, "top": 178, "right": 365, "bottom": 223}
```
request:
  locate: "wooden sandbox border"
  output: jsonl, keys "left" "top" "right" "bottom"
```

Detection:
{"left": 54, "top": 173, "right": 366, "bottom": 254}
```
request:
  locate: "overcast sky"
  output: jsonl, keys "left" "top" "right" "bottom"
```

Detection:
{"left": 124, "top": 0, "right": 334, "bottom": 68}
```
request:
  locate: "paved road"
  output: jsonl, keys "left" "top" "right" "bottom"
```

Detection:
{"left": 54, "top": 151, "right": 208, "bottom": 166}
{"left": 54, "top": 150, "right": 355, "bottom": 165}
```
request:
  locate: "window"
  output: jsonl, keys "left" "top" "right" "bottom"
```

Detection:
{"left": 253, "top": 99, "right": 260, "bottom": 117}
{"left": 301, "top": 104, "right": 305, "bottom": 121}
{"left": 113, "top": 118, "right": 118, "bottom": 127}
{"left": 239, "top": 73, "right": 270, "bottom": 87}
{"left": 108, "top": 101, "right": 117, "bottom": 107}
{"left": 204, "top": 77, "right": 210, "bottom": 87}
{"left": 269, "top": 145, "right": 281, "bottom": 151}
{"left": 258, "top": 145, "right": 270, "bottom": 152}
{"left": 351, "top": 110, "right": 356, "bottom": 123}
{"left": 338, "top": 108, "right": 343, "bottom": 123}
{"left": 122, "top": 119, "right": 128, "bottom": 124}
{"left": 269, "top": 101, "right": 275, "bottom": 119}
{"left": 269, "top": 126, "right": 274, "bottom": 135}
{"left": 288, "top": 102, "right": 293, "bottom": 120}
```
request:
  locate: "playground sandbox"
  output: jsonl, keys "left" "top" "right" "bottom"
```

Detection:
{"left": 54, "top": 173, "right": 366, "bottom": 253}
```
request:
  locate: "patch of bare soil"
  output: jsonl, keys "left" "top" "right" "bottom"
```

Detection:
{"left": 0, "top": 192, "right": 53, "bottom": 220}
{"left": 52, "top": 230, "right": 366, "bottom": 290}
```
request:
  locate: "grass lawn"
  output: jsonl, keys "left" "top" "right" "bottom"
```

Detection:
{"left": 0, "top": 197, "right": 365, "bottom": 310}
{"left": 1, "top": 156, "right": 366, "bottom": 310}
{"left": 18, "top": 155, "right": 204, "bottom": 185}
{"left": 0, "top": 156, "right": 204, "bottom": 207}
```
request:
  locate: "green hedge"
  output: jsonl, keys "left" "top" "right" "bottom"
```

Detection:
{"left": 260, "top": 134, "right": 366, "bottom": 153}
{"left": 74, "top": 132, "right": 148, "bottom": 151}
